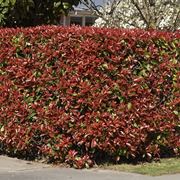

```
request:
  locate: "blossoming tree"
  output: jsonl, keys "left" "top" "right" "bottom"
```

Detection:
{"left": 83, "top": 0, "right": 180, "bottom": 30}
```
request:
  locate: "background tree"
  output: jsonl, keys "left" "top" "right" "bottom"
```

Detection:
{"left": 0, "top": 0, "right": 16, "bottom": 25}
{"left": 0, "top": 0, "right": 82, "bottom": 27}
{"left": 82, "top": 0, "right": 180, "bottom": 30}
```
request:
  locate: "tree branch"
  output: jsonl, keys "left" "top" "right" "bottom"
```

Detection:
{"left": 131, "top": 0, "right": 150, "bottom": 28}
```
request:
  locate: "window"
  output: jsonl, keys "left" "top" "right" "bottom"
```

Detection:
{"left": 70, "top": 16, "right": 82, "bottom": 26}
{"left": 85, "top": 16, "right": 97, "bottom": 26}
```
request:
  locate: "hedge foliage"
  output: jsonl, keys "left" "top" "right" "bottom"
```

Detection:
{"left": 0, "top": 26, "right": 179, "bottom": 168}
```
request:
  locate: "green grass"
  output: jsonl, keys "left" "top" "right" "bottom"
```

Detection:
{"left": 99, "top": 158, "right": 180, "bottom": 176}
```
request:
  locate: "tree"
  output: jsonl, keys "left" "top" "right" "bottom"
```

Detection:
{"left": 0, "top": 0, "right": 82, "bottom": 27}
{"left": 82, "top": 0, "right": 180, "bottom": 30}
{"left": 0, "top": 0, "right": 16, "bottom": 25}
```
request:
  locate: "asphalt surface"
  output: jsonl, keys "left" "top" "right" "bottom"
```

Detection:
{"left": 0, "top": 156, "right": 179, "bottom": 180}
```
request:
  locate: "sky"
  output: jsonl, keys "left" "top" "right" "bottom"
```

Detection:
{"left": 92, "top": 0, "right": 106, "bottom": 5}
{"left": 78, "top": 0, "right": 106, "bottom": 8}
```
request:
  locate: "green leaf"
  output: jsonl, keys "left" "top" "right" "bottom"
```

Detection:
{"left": 157, "top": 135, "right": 161, "bottom": 140}
{"left": 63, "top": 2, "right": 71, "bottom": 10}
{"left": 54, "top": 2, "right": 61, "bottom": 8}
{"left": 146, "top": 64, "right": 152, "bottom": 71}
{"left": 27, "top": 111, "right": 36, "bottom": 121}
{"left": 127, "top": 102, "right": 132, "bottom": 110}
{"left": 0, "top": 125, "right": 4, "bottom": 132}
{"left": 173, "top": 110, "right": 179, "bottom": 115}
{"left": 72, "top": 93, "right": 78, "bottom": 96}
{"left": 102, "top": 63, "right": 108, "bottom": 69}
{"left": 10, "top": 0, "right": 16, "bottom": 6}
{"left": 139, "top": 69, "right": 148, "bottom": 76}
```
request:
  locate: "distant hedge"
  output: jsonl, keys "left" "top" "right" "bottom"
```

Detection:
{"left": 0, "top": 26, "right": 179, "bottom": 168}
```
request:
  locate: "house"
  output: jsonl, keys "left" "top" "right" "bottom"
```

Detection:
{"left": 60, "top": 8, "right": 97, "bottom": 26}
{"left": 60, "top": 0, "right": 105, "bottom": 26}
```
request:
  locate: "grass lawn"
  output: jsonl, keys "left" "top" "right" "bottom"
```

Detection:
{"left": 99, "top": 158, "right": 180, "bottom": 176}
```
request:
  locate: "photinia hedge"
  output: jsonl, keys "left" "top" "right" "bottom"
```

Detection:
{"left": 0, "top": 26, "right": 179, "bottom": 168}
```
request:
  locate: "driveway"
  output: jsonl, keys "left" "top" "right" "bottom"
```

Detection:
{"left": 0, "top": 156, "right": 179, "bottom": 180}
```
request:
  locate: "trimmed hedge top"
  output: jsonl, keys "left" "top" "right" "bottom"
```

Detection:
{"left": 0, "top": 26, "right": 180, "bottom": 168}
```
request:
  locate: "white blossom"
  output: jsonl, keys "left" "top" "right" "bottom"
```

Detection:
{"left": 93, "top": 0, "right": 180, "bottom": 30}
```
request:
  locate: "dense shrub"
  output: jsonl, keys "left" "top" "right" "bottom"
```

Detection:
{"left": 0, "top": 26, "right": 179, "bottom": 168}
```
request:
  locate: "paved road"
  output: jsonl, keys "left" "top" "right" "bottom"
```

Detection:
{"left": 0, "top": 156, "right": 179, "bottom": 180}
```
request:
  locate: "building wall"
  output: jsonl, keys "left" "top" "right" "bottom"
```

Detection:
{"left": 60, "top": 10, "right": 97, "bottom": 26}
